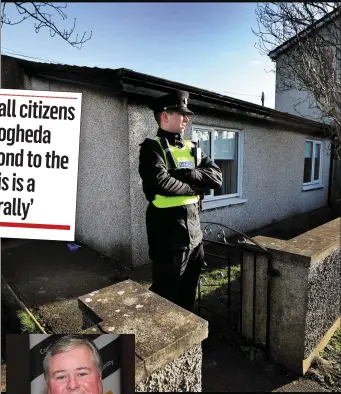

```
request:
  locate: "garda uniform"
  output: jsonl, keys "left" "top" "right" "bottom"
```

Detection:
{"left": 152, "top": 137, "right": 200, "bottom": 208}
{"left": 139, "top": 90, "right": 222, "bottom": 311}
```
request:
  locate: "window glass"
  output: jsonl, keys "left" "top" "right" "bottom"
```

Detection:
{"left": 196, "top": 129, "right": 211, "bottom": 196}
{"left": 196, "top": 129, "right": 211, "bottom": 157}
{"left": 214, "top": 130, "right": 238, "bottom": 196}
{"left": 314, "top": 143, "right": 321, "bottom": 181}
{"left": 193, "top": 126, "right": 241, "bottom": 198}
{"left": 303, "top": 141, "right": 313, "bottom": 183}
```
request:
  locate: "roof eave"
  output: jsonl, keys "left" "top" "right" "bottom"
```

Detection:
{"left": 121, "top": 83, "right": 326, "bottom": 135}
{"left": 5, "top": 54, "right": 327, "bottom": 135}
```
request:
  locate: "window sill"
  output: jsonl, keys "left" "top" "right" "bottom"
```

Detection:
{"left": 302, "top": 184, "right": 324, "bottom": 192}
{"left": 202, "top": 197, "right": 247, "bottom": 210}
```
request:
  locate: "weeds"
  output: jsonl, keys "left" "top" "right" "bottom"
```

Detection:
{"left": 17, "top": 310, "right": 41, "bottom": 334}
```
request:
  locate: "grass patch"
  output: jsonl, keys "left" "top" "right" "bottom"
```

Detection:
{"left": 321, "top": 327, "right": 341, "bottom": 357}
{"left": 2, "top": 281, "right": 42, "bottom": 334}
{"left": 198, "top": 265, "right": 241, "bottom": 328}
{"left": 128, "top": 258, "right": 242, "bottom": 328}
{"left": 200, "top": 266, "right": 240, "bottom": 297}
{"left": 17, "top": 310, "right": 41, "bottom": 334}
{"left": 129, "top": 261, "right": 241, "bottom": 305}
{"left": 309, "top": 328, "right": 341, "bottom": 392}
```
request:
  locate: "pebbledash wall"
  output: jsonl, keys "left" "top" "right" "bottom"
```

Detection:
{"left": 2, "top": 58, "right": 331, "bottom": 267}
{"left": 17, "top": 73, "right": 134, "bottom": 265}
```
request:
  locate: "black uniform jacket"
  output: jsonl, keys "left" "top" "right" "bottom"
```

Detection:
{"left": 139, "top": 128, "right": 222, "bottom": 252}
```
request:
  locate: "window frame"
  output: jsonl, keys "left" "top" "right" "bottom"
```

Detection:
{"left": 192, "top": 125, "right": 246, "bottom": 209}
{"left": 303, "top": 139, "right": 323, "bottom": 190}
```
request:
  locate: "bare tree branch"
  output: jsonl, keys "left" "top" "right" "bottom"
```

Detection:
{"left": 1, "top": 2, "right": 92, "bottom": 49}
{"left": 253, "top": 2, "right": 341, "bottom": 158}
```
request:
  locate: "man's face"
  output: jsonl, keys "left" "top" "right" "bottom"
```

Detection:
{"left": 47, "top": 346, "right": 103, "bottom": 394}
{"left": 162, "top": 111, "right": 190, "bottom": 133}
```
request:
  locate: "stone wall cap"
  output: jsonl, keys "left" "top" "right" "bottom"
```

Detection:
{"left": 78, "top": 279, "right": 208, "bottom": 383}
{"left": 252, "top": 218, "right": 340, "bottom": 265}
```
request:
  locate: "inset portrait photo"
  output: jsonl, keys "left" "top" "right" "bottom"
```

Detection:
{"left": 5, "top": 334, "right": 135, "bottom": 394}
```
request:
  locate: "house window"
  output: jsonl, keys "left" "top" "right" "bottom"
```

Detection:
{"left": 192, "top": 126, "right": 245, "bottom": 208}
{"left": 303, "top": 140, "right": 322, "bottom": 187}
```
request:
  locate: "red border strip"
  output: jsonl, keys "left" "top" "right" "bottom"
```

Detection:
{"left": 0, "top": 222, "right": 70, "bottom": 230}
{"left": 0, "top": 94, "right": 78, "bottom": 99}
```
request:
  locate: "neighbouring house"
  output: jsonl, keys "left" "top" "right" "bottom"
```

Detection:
{"left": 268, "top": 7, "right": 341, "bottom": 205}
{"left": 1, "top": 54, "right": 332, "bottom": 267}
{"left": 269, "top": 7, "right": 341, "bottom": 120}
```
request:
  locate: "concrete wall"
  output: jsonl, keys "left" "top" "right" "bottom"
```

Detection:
{"left": 275, "top": 87, "right": 324, "bottom": 122}
{"left": 268, "top": 252, "right": 310, "bottom": 373}
{"left": 242, "top": 248, "right": 310, "bottom": 372}
{"left": 305, "top": 248, "right": 341, "bottom": 358}
{"left": 127, "top": 104, "right": 154, "bottom": 267}
{"left": 78, "top": 279, "right": 208, "bottom": 392}
{"left": 274, "top": 55, "right": 325, "bottom": 121}
{"left": 135, "top": 344, "right": 202, "bottom": 392}
{"left": 22, "top": 74, "right": 133, "bottom": 264}
{"left": 250, "top": 218, "right": 341, "bottom": 374}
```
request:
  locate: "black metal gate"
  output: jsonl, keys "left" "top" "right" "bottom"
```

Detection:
{"left": 197, "top": 222, "right": 279, "bottom": 356}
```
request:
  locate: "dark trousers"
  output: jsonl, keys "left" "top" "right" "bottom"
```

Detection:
{"left": 149, "top": 243, "right": 204, "bottom": 311}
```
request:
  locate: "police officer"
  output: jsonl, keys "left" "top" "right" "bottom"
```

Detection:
{"left": 139, "top": 90, "right": 222, "bottom": 311}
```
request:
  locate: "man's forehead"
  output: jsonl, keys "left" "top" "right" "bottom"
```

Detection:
{"left": 52, "top": 344, "right": 90, "bottom": 355}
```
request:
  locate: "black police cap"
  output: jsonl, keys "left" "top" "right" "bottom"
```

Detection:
{"left": 149, "top": 90, "right": 194, "bottom": 115}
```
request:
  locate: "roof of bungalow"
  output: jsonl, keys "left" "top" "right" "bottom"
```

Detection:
{"left": 3, "top": 54, "right": 327, "bottom": 135}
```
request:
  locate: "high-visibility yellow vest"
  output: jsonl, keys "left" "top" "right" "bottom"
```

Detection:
{"left": 152, "top": 137, "right": 200, "bottom": 208}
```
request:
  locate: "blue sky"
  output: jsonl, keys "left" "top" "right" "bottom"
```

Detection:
{"left": 1, "top": 2, "right": 276, "bottom": 108}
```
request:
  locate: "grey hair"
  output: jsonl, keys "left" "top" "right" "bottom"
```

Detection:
{"left": 43, "top": 336, "right": 103, "bottom": 382}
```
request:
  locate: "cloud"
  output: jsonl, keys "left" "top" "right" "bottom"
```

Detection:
{"left": 251, "top": 60, "right": 261, "bottom": 65}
